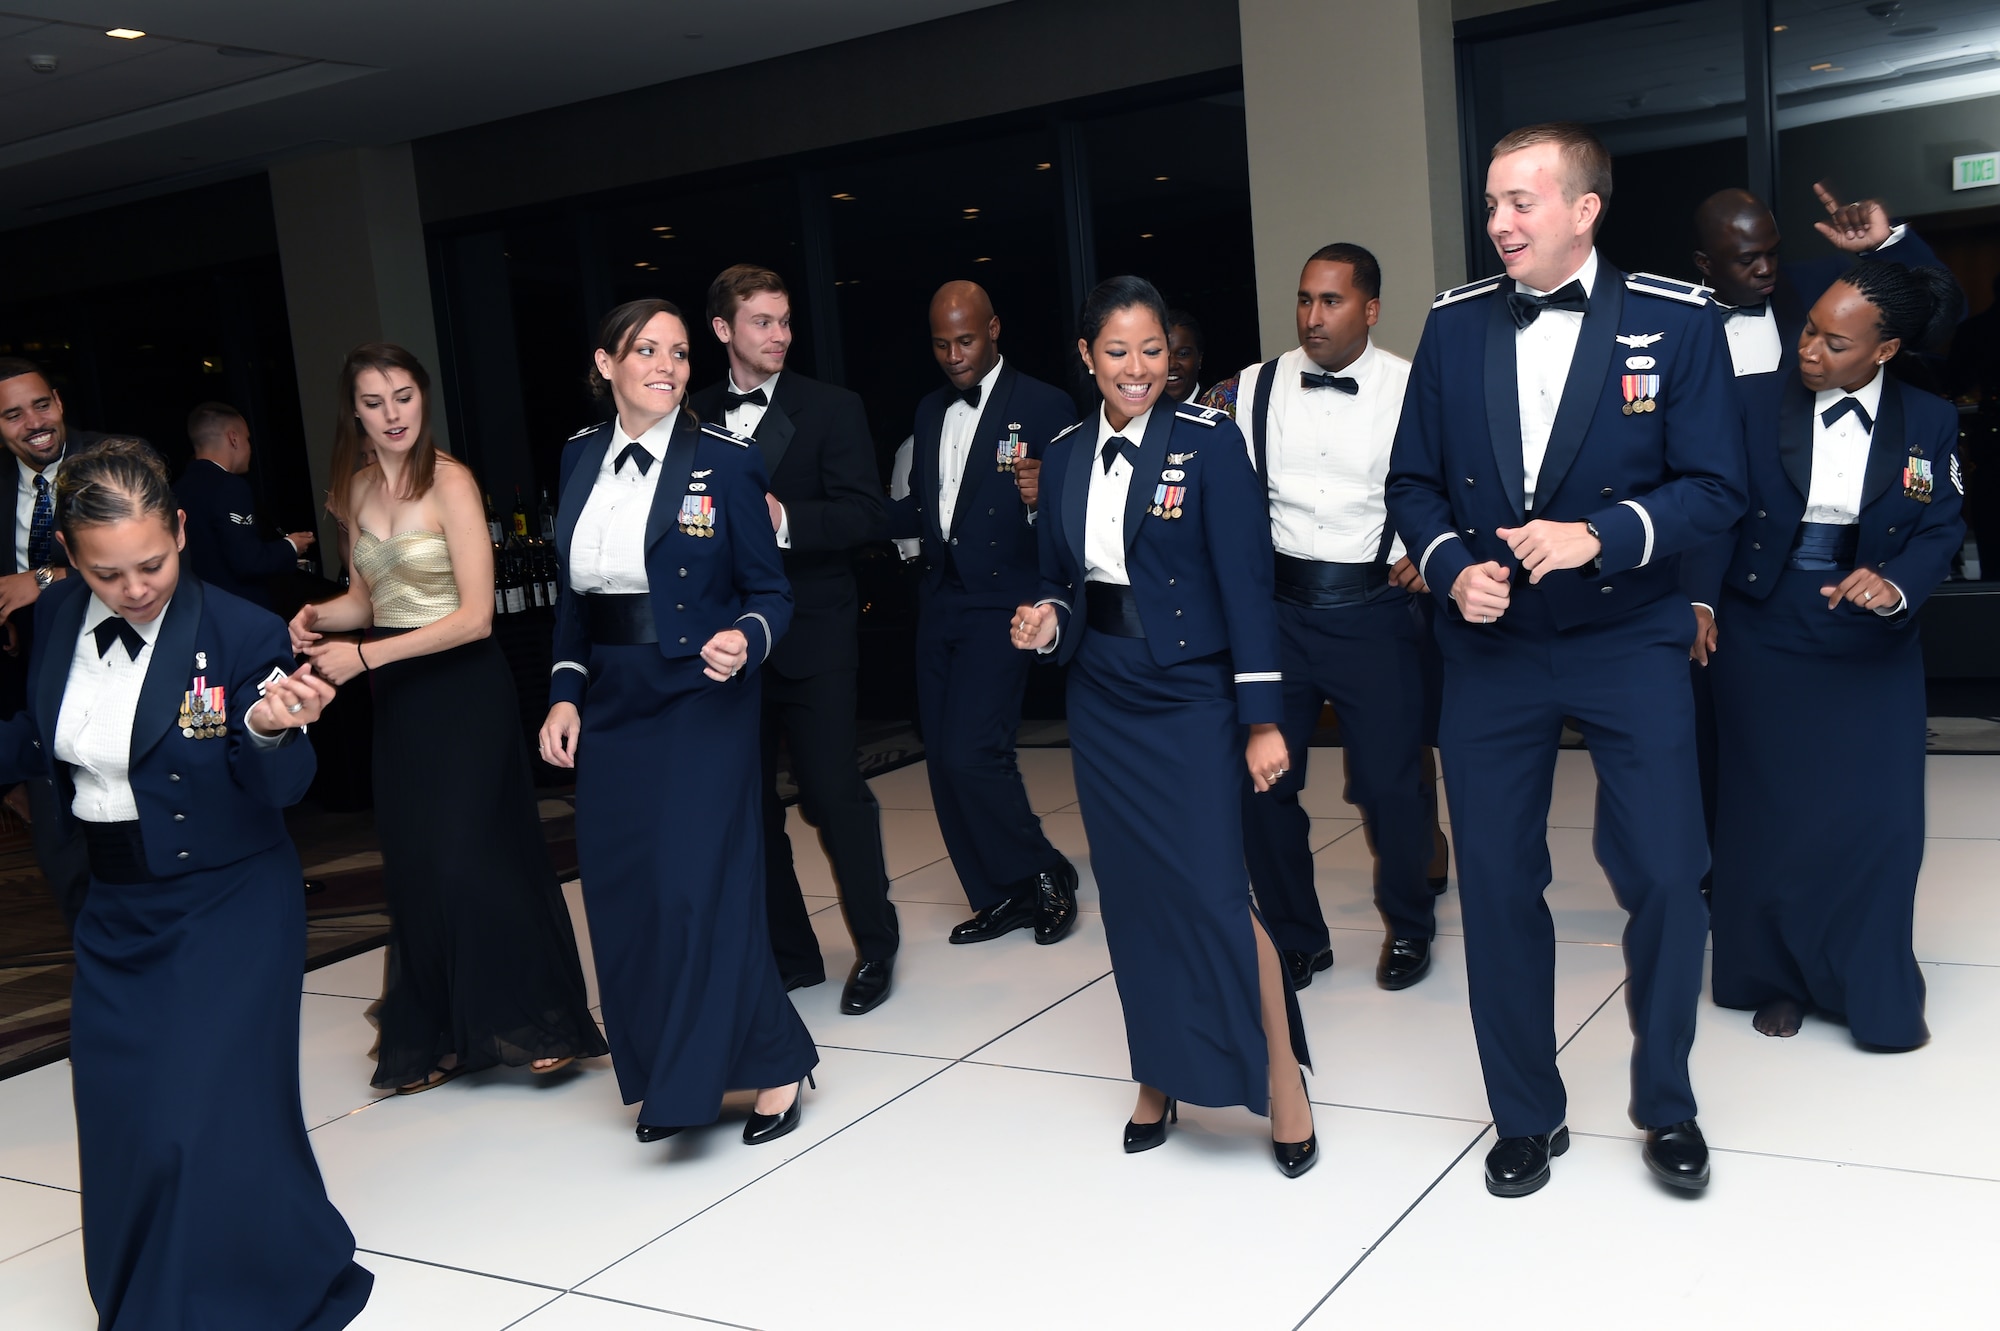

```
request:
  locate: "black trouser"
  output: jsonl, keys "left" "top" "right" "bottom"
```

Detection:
{"left": 761, "top": 666, "right": 898, "bottom": 976}
{"left": 1243, "top": 593, "right": 1437, "bottom": 952}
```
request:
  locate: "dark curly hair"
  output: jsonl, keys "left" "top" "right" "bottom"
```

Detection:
{"left": 1837, "top": 261, "right": 1962, "bottom": 355}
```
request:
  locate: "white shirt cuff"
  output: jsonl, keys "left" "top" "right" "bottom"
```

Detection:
{"left": 775, "top": 504, "right": 791, "bottom": 550}
{"left": 1872, "top": 579, "right": 1907, "bottom": 616}
{"left": 283, "top": 536, "right": 300, "bottom": 554}
{"left": 1691, "top": 602, "right": 1715, "bottom": 616}
{"left": 1874, "top": 224, "right": 1907, "bottom": 251}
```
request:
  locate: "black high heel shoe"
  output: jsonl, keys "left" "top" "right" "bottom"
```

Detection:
{"left": 635, "top": 1123, "right": 683, "bottom": 1143}
{"left": 1123, "top": 1096, "right": 1178, "bottom": 1154}
{"left": 743, "top": 1072, "right": 815, "bottom": 1146}
{"left": 1274, "top": 1071, "right": 1318, "bottom": 1179}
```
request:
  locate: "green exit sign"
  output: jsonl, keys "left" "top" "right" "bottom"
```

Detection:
{"left": 1954, "top": 152, "right": 1998, "bottom": 191}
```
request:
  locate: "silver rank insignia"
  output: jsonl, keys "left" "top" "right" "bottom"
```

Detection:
{"left": 1167, "top": 452, "right": 1196, "bottom": 465}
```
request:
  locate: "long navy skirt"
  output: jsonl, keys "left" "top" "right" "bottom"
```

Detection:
{"left": 1067, "top": 633, "right": 1309, "bottom": 1113}
{"left": 71, "top": 840, "right": 372, "bottom": 1330}
{"left": 574, "top": 646, "right": 818, "bottom": 1126}
{"left": 1709, "top": 570, "right": 1930, "bottom": 1046}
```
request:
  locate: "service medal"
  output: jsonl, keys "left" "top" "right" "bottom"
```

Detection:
{"left": 680, "top": 494, "right": 715, "bottom": 535}
{"left": 1620, "top": 373, "right": 1660, "bottom": 415}
{"left": 1904, "top": 455, "right": 1934, "bottom": 503}
{"left": 996, "top": 431, "right": 1028, "bottom": 473}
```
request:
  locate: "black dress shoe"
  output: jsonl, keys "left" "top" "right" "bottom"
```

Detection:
{"left": 635, "top": 1123, "right": 684, "bottom": 1143}
{"left": 1377, "top": 937, "right": 1432, "bottom": 990}
{"left": 1033, "top": 859, "right": 1080, "bottom": 945}
{"left": 1484, "top": 1126, "right": 1569, "bottom": 1197}
{"left": 781, "top": 971, "right": 826, "bottom": 993}
{"left": 840, "top": 958, "right": 893, "bottom": 1015}
{"left": 1123, "top": 1098, "right": 1177, "bottom": 1154}
{"left": 1283, "top": 947, "right": 1334, "bottom": 991}
{"left": 1643, "top": 1119, "right": 1710, "bottom": 1191}
{"left": 303, "top": 878, "right": 329, "bottom": 896}
{"left": 743, "top": 1072, "right": 814, "bottom": 1146}
{"left": 949, "top": 895, "right": 1036, "bottom": 944}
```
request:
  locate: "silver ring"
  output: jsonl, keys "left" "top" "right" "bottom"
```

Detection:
{"left": 1863, "top": 591, "right": 1874, "bottom": 602}
{"left": 286, "top": 702, "right": 304, "bottom": 715}
{"left": 1482, "top": 615, "right": 1492, "bottom": 624}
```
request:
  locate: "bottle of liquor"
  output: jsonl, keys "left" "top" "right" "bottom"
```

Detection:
{"left": 511, "top": 486, "right": 529, "bottom": 542}
{"left": 542, "top": 544, "right": 560, "bottom": 606}
{"left": 528, "top": 542, "right": 548, "bottom": 610}
{"left": 484, "top": 492, "right": 503, "bottom": 544}
{"left": 503, "top": 546, "right": 527, "bottom": 615}
{"left": 537, "top": 489, "right": 557, "bottom": 541}
{"left": 491, "top": 542, "right": 508, "bottom": 616}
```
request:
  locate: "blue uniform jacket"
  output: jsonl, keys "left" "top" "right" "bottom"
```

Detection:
{"left": 0, "top": 577, "right": 314, "bottom": 878}
{"left": 1033, "top": 401, "right": 1283, "bottom": 724}
{"left": 1386, "top": 263, "right": 1746, "bottom": 630}
{"left": 174, "top": 459, "right": 299, "bottom": 609}
{"left": 888, "top": 363, "right": 1076, "bottom": 609}
{"left": 1696, "top": 373, "right": 1963, "bottom": 617}
{"left": 549, "top": 412, "right": 793, "bottom": 710}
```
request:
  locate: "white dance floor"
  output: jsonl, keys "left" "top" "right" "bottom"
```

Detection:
{"left": 3, "top": 749, "right": 1996, "bottom": 1329}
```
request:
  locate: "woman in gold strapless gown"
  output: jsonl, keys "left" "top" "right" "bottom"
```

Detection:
{"left": 291, "top": 343, "right": 604, "bottom": 1093}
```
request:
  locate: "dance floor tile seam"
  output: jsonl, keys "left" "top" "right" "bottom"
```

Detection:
{"left": 1558, "top": 1132, "right": 2000, "bottom": 1186}
{"left": 0, "top": 1171, "right": 76, "bottom": 1194}
{"left": 0, "top": 1228, "right": 79, "bottom": 1268}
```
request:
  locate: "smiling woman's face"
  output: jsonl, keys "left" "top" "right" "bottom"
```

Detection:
{"left": 1078, "top": 304, "right": 1169, "bottom": 431}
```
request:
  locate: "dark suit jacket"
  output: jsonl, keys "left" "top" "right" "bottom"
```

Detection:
{"left": 175, "top": 458, "right": 298, "bottom": 610}
{"left": 0, "top": 577, "right": 314, "bottom": 878}
{"left": 689, "top": 372, "right": 886, "bottom": 677}
{"left": 887, "top": 363, "right": 1077, "bottom": 609}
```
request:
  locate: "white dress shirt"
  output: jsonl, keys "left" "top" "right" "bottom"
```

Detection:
{"left": 568, "top": 416, "right": 673, "bottom": 594}
{"left": 1240, "top": 341, "right": 1410, "bottom": 564}
{"left": 1806, "top": 371, "right": 1886, "bottom": 525}
{"left": 1719, "top": 299, "right": 1783, "bottom": 377}
{"left": 15, "top": 452, "right": 61, "bottom": 572}
{"left": 723, "top": 371, "right": 789, "bottom": 548}
{"left": 938, "top": 357, "right": 1005, "bottom": 536}
{"left": 1084, "top": 404, "right": 1149, "bottom": 586}
{"left": 889, "top": 435, "right": 920, "bottom": 561}
{"left": 1516, "top": 249, "right": 1599, "bottom": 510}
{"left": 55, "top": 595, "right": 167, "bottom": 823}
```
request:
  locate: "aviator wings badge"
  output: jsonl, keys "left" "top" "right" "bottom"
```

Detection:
{"left": 1615, "top": 332, "right": 1665, "bottom": 349}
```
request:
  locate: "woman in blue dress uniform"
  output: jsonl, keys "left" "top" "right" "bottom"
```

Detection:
{"left": 539, "top": 299, "right": 816, "bottom": 1144}
{"left": 1011, "top": 277, "right": 1317, "bottom": 1176}
{"left": 1704, "top": 262, "right": 1964, "bottom": 1047}
{"left": 0, "top": 439, "right": 370, "bottom": 1329}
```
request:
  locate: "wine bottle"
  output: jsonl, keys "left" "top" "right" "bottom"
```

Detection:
{"left": 542, "top": 545, "right": 560, "bottom": 606}
{"left": 484, "top": 492, "right": 503, "bottom": 544}
{"left": 491, "top": 542, "right": 508, "bottom": 615}
{"left": 504, "top": 547, "right": 527, "bottom": 615}
{"left": 537, "top": 489, "right": 557, "bottom": 541}
{"left": 528, "top": 543, "right": 548, "bottom": 609}
{"left": 511, "top": 486, "right": 529, "bottom": 541}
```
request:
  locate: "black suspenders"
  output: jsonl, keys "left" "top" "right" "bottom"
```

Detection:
{"left": 1251, "top": 357, "right": 1395, "bottom": 567}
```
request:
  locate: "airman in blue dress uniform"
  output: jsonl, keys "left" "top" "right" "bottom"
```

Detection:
{"left": 1387, "top": 123, "right": 1745, "bottom": 1198}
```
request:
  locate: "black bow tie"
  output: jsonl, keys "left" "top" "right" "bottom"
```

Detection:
{"left": 1506, "top": 281, "right": 1589, "bottom": 330}
{"left": 1301, "top": 371, "right": 1359, "bottom": 395}
{"left": 1100, "top": 436, "right": 1130, "bottom": 473}
{"left": 951, "top": 384, "right": 983, "bottom": 410}
{"left": 1820, "top": 397, "right": 1874, "bottom": 432}
{"left": 725, "top": 387, "right": 768, "bottom": 412}
{"left": 615, "top": 442, "right": 654, "bottom": 476}
{"left": 1723, "top": 300, "right": 1770, "bottom": 322}
{"left": 93, "top": 616, "right": 145, "bottom": 662}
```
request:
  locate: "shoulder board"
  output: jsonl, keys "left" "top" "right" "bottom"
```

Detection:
{"left": 699, "top": 422, "right": 755, "bottom": 448}
{"left": 1625, "top": 272, "right": 1712, "bottom": 307}
{"left": 1173, "top": 403, "right": 1223, "bottom": 427}
{"left": 1050, "top": 420, "right": 1088, "bottom": 443}
{"left": 1432, "top": 277, "right": 1503, "bottom": 309}
{"left": 566, "top": 423, "right": 603, "bottom": 441}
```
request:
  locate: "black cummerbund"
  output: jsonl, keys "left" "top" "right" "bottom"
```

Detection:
{"left": 84, "top": 820, "right": 155, "bottom": 885}
{"left": 1273, "top": 553, "right": 1390, "bottom": 608}
{"left": 583, "top": 592, "right": 659, "bottom": 645}
{"left": 1085, "top": 582, "right": 1147, "bottom": 638}
{"left": 1786, "top": 521, "right": 1859, "bottom": 572}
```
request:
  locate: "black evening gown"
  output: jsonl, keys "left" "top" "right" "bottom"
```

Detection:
{"left": 355, "top": 531, "right": 606, "bottom": 1087}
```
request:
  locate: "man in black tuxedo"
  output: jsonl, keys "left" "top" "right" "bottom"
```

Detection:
{"left": 0, "top": 358, "right": 136, "bottom": 925}
{"left": 888, "top": 281, "right": 1080, "bottom": 947}
{"left": 176, "top": 402, "right": 318, "bottom": 612}
{"left": 690, "top": 265, "right": 897, "bottom": 1015}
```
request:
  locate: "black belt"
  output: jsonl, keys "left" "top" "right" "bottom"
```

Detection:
{"left": 583, "top": 593, "right": 658, "bottom": 645}
{"left": 1085, "top": 582, "right": 1146, "bottom": 638}
{"left": 84, "top": 820, "right": 155, "bottom": 884}
{"left": 1273, "top": 553, "right": 1391, "bottom": 608}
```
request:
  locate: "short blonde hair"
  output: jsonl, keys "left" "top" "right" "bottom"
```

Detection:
{"left": 1492, "top": 122, "right": 1612, "bottom": 232}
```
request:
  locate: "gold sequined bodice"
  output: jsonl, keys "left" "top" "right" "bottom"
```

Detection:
{"left": 352, "top": 530, "right": 462, "bottom": 629}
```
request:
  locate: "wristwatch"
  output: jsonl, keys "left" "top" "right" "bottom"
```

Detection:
{"left": 32, "top": 566, "right": 54, "bottom": 591}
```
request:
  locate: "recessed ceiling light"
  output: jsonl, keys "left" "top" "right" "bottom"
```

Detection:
{"left": 1034, "top": 162, "right": 1052, "bottom": 171}
{"left": 1154, "top": 175, "right": 1170, "bottom": 182}
{"left": 830, "top": 192, "right": 855, "bottom": 201}
{"left": 651, "top": 225, "right": 671, "bottom": 232}
{"left": 1140, "top": 232, "right": 1154, "bottom": 239}
{"left": 973, "top": 256, "right": 991, "bottom": 263}
{"left": 1809, "top": 62, "right": 1836, "bottom": 71}
{"left": 1772, "top": 23, "right": 1787, "bottom": 32}
{"left": 105, "top": 28, "right": 145, "bottom": 39}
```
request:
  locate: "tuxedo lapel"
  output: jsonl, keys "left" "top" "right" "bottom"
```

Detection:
{"left": 1483, "top": 292, "right": 1527, "bottom": 520}
{"left": 646, "top": 416, "right": 700, "bottom": 551}
{"left": 1060, "top": 421, "right": 1092, "bottom": 584}
{"left": 913, "top": 396, "right": 947, "bottom": 547}
{"left": 1861, "top": 376, "right": 1908, "bottom": 509}
{"left": 1124, "top": 407, "right": 1174, "bottom": 556}
{"left": 132, "top": 580, "right": 204, "bottom": 764}
{"left": 951, "top": 364, "right": 1018, "bottom": 541}
{"left": 1533, "top": 272, "right": 1623, "bottom": 508}
{"left": 557, "top": 425, "right": 612, "bottom": 561}
{"left": 757, "top": 379, "right": 799, "bottom": 478}
{"left": 1778, "top": 378, "right": 1813, "bottom": 499}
